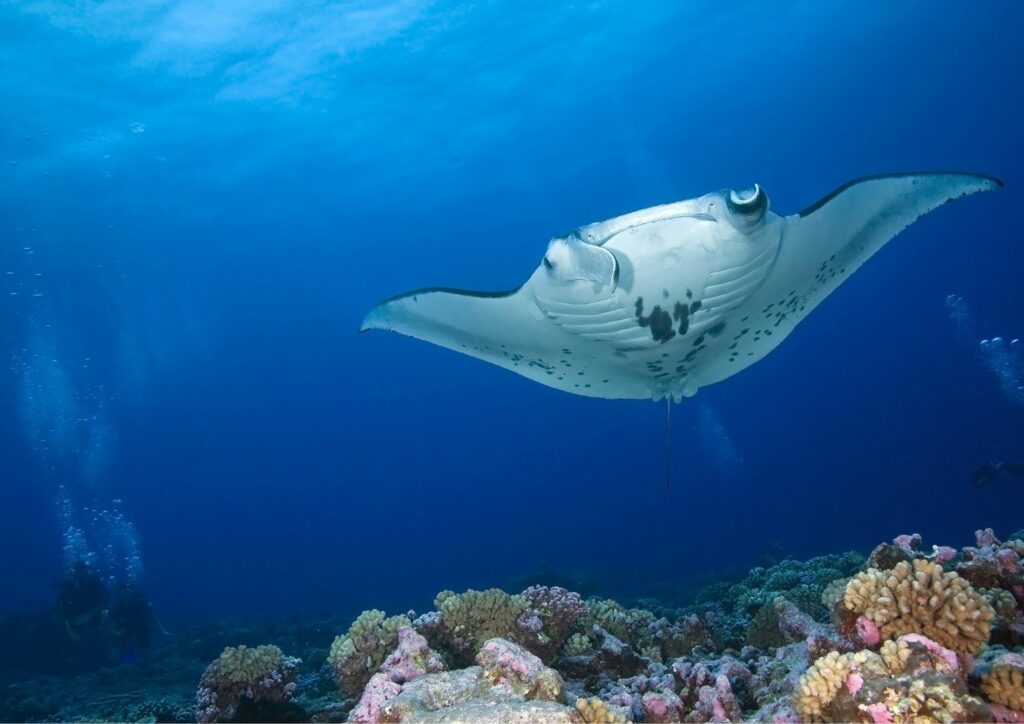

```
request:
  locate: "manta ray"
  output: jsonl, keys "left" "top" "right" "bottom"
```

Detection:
{"left": 362, "top": 172, "right": 1001, "bottom": 402}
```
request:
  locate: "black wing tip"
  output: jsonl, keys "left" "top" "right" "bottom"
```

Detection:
{"left": 798, "top": 171, "right": 1003, "bottom": 218}
{"left": 360, "top": 284, "right": 522, "bottom": 333}
{"left": 373, "top": 284, "right": 522, "bottom": 306}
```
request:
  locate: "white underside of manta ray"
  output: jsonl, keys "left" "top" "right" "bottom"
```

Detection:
{"left": 362, "top": 172, "right": 1002, "bottom": 402}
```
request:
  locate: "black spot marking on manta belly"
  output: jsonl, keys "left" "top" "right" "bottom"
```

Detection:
{"left": 690, "top": 300, "right": 702, "bottom": 314}
{"left": 686, "top": 289, "right": 693, "bottom": 299}
{"left": 707, "top": 321, "right": 726, "bottom": 337}
{"left": 673, "top": 301, "right": 689, "bottom": 335}
{"left": 635, "top": 297, "right": 676, "bottom": 343}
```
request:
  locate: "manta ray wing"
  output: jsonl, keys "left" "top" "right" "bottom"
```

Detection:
{"left": 362, "top": 172, "right": 1002, "bottom": 401}
{"left": 779, "top": 172, "right": 1002, "bottom": 318}
{"left": 360, "top": 279, "right": 652, "bottom": 398}
{"left": 689, "top": 172, "right": 1002, "bottom": 391}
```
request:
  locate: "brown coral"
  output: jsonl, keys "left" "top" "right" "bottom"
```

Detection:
{"left": 794, "top": 650, "right": 872, "bottom": 721}
{"left": 980, "top": 652, "right": 1024, "bottom": 711}
{"left": 328, "top": 609, "right": 411, "bottom": 697}
{"left": 195, "top": 645, "right": 300, "bottom": 723}
{"left": 575, "top": 696, "right": 629, "bottom": 723}
{"left": 795, "top": 635, "right": 989, "bottom": 723}
{"left": 435, "top": 588, "right": 528, "bottom": 659}
{"left": 842, "top": 559, "right": 994, "bottom": 655}
{"left": 821, "top": 577, "right": 850, "bottom": 611}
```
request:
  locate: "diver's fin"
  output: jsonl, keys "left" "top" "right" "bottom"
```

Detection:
{"left": 155, "top": 615, "right": 174, "bottom": 636}
{"left": 1002, "top": 461, "right": 1024, "bottom": 477}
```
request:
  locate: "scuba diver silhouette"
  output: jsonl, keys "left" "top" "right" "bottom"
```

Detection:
{"left": 55, "top": 561, "right": 108, "bottom": 640}
{"left": 54, "top": 561, "right": 169, "bottom": 664}
{"left": 970, "top": 460, "right": 1024, "bottom": 487}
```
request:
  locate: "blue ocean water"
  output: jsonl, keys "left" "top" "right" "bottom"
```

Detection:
{"left": 1, "top": 0, "right": 1022, "bottom": 653}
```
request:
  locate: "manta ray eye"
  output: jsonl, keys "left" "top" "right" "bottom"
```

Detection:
{"left": 726, "top": 184, "right": 769, "bottom": 229}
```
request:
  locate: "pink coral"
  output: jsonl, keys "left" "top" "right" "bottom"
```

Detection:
{"left": 348, "top": 672, "right": 402, "bottom": 723}
{"left": 900, "top": 634, "right": 959, "bottom": 672}
{"left": 476, "top": 637, "right": 564, "bottom": 701}
{"left": 932, "top": 545, "right": 957, "bottom": 564}
{"left": 846, "top": 671, "right": 864, "bottom": 695}
{"left": 865, "top": 701, "right": 895, "bottom": 723}
{"left": 856, "top": 616, "right": 881, "bottom": 647}
{"left": 893, "top": 533, "right": 922, "bottom": 551}
{"left": 379, "top": 626, "right": 445, "bottom": 684}
{"left": 641, "top": 690, "right": 683, "bottom": 723}
{"left": 991, "top": 704, "right": 1024, "bottom": 723}
{"left": 977, "top": 528, "right": 1000, "bottom": 548}
{"left": 997, "top": 548, "right": 1020, "bottom": 573}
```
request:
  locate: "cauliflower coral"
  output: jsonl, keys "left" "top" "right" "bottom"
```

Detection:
{"left": 841, "top": 559, "right": 994, "bottom": 655}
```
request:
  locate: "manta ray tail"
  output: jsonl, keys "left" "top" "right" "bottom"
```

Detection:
{"left": 664, "top": 398, "right": 672, "bottom": 490}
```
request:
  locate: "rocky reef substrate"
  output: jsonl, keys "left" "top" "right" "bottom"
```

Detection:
{"left": 3, "top": 527, "right": 1023, "bottom": 723}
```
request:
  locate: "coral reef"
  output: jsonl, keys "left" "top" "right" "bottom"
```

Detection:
{"left": 430, "top": 588, "right": 527, "bottom": 664}
{"left": 329, "top": 610, "right": 412, "bottom": 697}
{"left": 840, "top": 558, "right": 995, "bottom": 655}
{"left": 519, "top": 585, "right": 589, "bottom": 662}
{"left": 585, "top": 598, "right": 656, "bottom": 654}
{"left": 795, "top": 634, "right": 998, "bottom": 722}
{"left": 978, "top": 650, "right": 1024, "bottom": 711}
{"left": 363, "top": 636, "right": 574, "bottom": 722}
{"left": 8, "top": 527, "right": 1024, "bottom": 724}
{"left": 195, "top": 644, "right": 301, "bottom": 723}
{"left": 575, "top": 696, "right": 630, "bottom": 723}
{"left": 685, "top": 551, "right": 864, "bottom": 648}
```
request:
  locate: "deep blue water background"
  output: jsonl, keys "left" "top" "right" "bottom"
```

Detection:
{"left": 1, "top": 1, "right": 1023, "bottom": 630}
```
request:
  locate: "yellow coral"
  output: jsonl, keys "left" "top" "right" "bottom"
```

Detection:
{"left": 879, "top": 638, "right": 911, "bottom": 674}
{"left": 795, "top": 648, "right": 897, "bottom": 721}
{"left": 217, "top": 644, "right": 284, "bottom": 684}
{"left": 821, "top": 577, "right": 850, "bottom": 610}
{"left": 842, "top": 559, "right": 994, "bottom": 655}
{"left": 794, "top": 650, "right": 854, "bottom": 721}
{"left": 869, "top": 676, "right": 968, "bottom": 723}
{"left": 327, "top": 609, "right": 410, "bottom": 695}
{"left": 562, "top": 632, "right": 592, "bottom": 657}
{"left": 980, "top": 654, "right": 1024, "bottom": 710}
{"left": 575, "top": 696, "right": 629, "bottom": 723}
{"left": 586, "top": 598, "right": 654, "bottom": 650}
{"left": 797, "top": 636, "right": 989, "bottom": 722}
{"left": 435, "top": 588, "right": 527, "bottom": 649}
{"left": 981, "top": 587, "right": 1020, "bottom": 629}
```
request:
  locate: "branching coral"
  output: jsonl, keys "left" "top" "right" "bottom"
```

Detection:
{"left": 841, "top": 559, "right": 994, "bottom": 655}
{"left": 575, "top": 696, "right": 629, "bottom": 723}
{"left": 195, "top": 645, "right": 300, "bottom": 723}
{"left": 652, "top": 613, "right": 720, "bottom": 660}
{"left": 794, "top": 635, "right": 987, "bottom": 723}
{"left": 979, "top": 651, "right": 1024, "bottom": 711}
{"left": 561, "top": 632, "right": 592, "bottom": 657}
{"left": 794, "top": 650, "right": 861, "bottom": 721}
{"left": 431, "top": 588, "right": 528, "bottom": 664}
{"left": 217, "top": 644, "right": 284, "bottom": 683}
{"left": 328, "top": 609, "right": 411, "bottom": 697}
{"left": 821, "top": 577, "right": 850, "bottom": 611}
{"left": 585, "top": 598, "right": 655, "bottom": 652}
{"left": 518, "top": 585, "right": 588, "bottom": 662}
